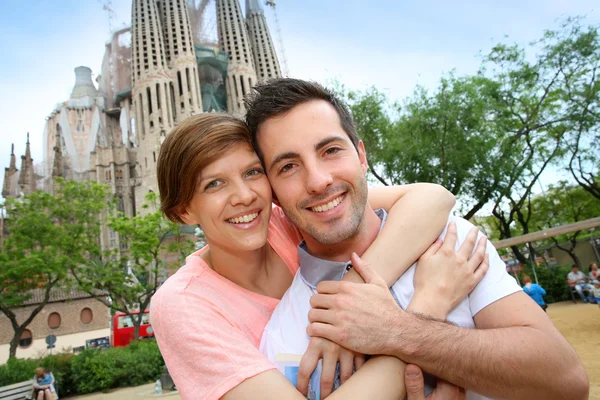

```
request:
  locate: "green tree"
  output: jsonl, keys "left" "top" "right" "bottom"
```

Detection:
{"left": 74, "top": 192, "right": 194, "bottom": 340}
{"left": 528, "top": 181, "right": 600, "bottom": 266}
{"left": 0, "top": 179, "right": 110, "bottom": 359}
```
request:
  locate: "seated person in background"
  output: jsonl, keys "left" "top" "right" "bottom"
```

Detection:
{"left": 591, "top": 280, "right": 600, "bottom": 305}
{"left": 522, "top": 275, "right": 547, "bottom": 312}
{"left": 589, "top": 263, "right": 599, "bottom": 280}
{"left": 567, "top": 264, "right": 594, "bottom": 303}
{"left": 31, "top": 368, "right": 52, "bottom": 400}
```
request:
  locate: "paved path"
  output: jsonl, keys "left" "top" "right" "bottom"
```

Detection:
{"left": 67, "top": 383, "right": 180, "bottom": 399}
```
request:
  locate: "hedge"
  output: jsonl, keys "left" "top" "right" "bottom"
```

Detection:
{"left": 0, "top": 340, "right": 164, "bottom": 396}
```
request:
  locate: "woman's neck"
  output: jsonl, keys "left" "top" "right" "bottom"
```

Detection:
{"left": 202, "top": 241, "right": 272, "bottom": 294}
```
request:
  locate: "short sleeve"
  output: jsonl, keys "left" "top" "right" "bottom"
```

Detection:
{"left": 451, "top": 217, "right": 522, "bottom": 316}
{"left": 151, "top": 282, "right": 276, "bottom": 400}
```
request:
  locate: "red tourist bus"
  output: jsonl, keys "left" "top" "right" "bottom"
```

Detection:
{"left": 111, "top": 310, "right": 154, "bottom": 347}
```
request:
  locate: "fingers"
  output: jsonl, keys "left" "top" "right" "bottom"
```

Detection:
{"left": 316, "top": 280, "right": 343, "bottom": 294}
{"left": 306, "top": 322, "right": 338, "bottom": 342}
{"left": 420, "top": 238, "right": 443, "bottom": 260}
{"left": 308, "top": 308, "right": 336, "bottom": 325}
{"left": 433, "top": 380, "right": 461, "bottom": 400}
{"left": 310, "top": 293, "right": 336, "bottom": 310}
{"left": 466, "top": 237, "right": 487, "bottom": 272}
{"left": 457, "top": 227, "right": 479, "bottom": 259}
{"left": 472, "top": 254, "right": 490, "bottom": 286}
{"left": 350, "top": 253, "right": 387, "bottom": 288}
{"left": 339, "top": 349, "right": 355, "bottom": 385}
{"left": 297, "top": 350, "right": 318, "bottom": 396}
{"left": 405, "top": 364, "right": 426, "bottom": 400}
{"left": 320, "top": 351, "right": 337, "bottom": 398}
{"left": 442, "top": 221, "right": 458, "bottom": 252}
{"left": 354, "top": 353, "right": 366, "bottom": 371}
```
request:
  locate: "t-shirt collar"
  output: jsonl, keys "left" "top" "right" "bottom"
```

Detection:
{"left": 298, "top": 209, "right": 388, "bottom": 289}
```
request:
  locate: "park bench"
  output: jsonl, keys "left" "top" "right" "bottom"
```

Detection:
{"left": 0, "top": 380, "right": 31, "bottom": 400}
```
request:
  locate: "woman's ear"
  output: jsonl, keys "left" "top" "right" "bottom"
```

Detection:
{"left": 178, "top": 207, "right": 195, "bottom": 225}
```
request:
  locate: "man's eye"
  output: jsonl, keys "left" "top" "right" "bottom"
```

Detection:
{"left": 325, "top": 147, "right": 341, "bottom": 155}
{"left": 279, "top": 163, "right": 294, "bottom": 174}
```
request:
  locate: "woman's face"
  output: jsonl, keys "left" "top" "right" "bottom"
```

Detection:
{"left": 181, "top": 143, "right": 273, "bottom": 253}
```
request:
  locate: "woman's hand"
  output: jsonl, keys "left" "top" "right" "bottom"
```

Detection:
{"left": 297, "top": 336, "right": 366, "bottom": 398}
{"left": 409, "top": 221, "right": 489, "bottom": 319}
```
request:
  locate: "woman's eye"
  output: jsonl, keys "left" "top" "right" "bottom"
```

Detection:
{"left": 204, "top": 180, "right": 222, "bottom": 190}
{"left": 245, "top": 167, "right": 264, "bottom": 178}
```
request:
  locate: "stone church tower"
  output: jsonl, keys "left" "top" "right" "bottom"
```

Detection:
{"left": 216, "top": 0, "right": 258, "bottom": 115}
{"left": 245, "top": 0, "right": 281, "bottom": 82}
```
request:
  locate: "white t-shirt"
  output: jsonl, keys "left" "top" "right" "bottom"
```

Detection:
{"left": 567, "top": 271, "right": 586, "bottom": 284}
{"left": 260, "top": 214, "right": 522, "bottom": 400}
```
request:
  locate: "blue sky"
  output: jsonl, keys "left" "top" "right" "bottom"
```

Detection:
{"left": 0, "top": 0, "right": 598, "bottom": 200}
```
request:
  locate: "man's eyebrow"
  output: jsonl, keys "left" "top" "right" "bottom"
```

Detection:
{"left": 269, "top": 151, "right": 300, "bottom": 173}
{"left": 315, "top": 136, "right": 347, "bottom": 151}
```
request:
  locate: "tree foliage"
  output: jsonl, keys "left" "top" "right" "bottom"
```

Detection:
{"left": 0, "top": 179, "right": 110, "bottom": 358}
{"left": 74, "top": 192, "right": 194, "bottom": 340}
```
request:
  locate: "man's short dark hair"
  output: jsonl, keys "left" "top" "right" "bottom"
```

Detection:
{"left": 244, "top": 78, "right": 360, "bottom": 162}
{"left": 572, "top": 264, "right": 579, "bottom": 269}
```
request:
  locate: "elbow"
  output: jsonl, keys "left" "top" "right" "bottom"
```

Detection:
{"left": 428, "top": 183, "right": 455, "bottom": 210}
{"left": 559, "top": 361, "right": 589, "bottom": 400}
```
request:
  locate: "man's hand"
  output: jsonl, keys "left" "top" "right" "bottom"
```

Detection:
{"left": 410, "top": 222, "right": 489, "bottom": 318}
{"left": 307, "top": 252, "right": 402, "bottom": 355}
{"left": 405, "top": 364, "right": 465, "bottom": 400}
{"left": 297, "top": 337, "right": 366, "bottom": 398}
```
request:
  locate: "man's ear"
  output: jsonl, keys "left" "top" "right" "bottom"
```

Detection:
{"left": 357, "top": 140, "right": 368, "bottom": 175}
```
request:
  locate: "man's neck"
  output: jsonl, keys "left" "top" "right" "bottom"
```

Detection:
{"left": 302, "top": 206, "right": 382, "bottom": 262}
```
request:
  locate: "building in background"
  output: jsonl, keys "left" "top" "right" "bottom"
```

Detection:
{"left": 0, "top": 289, "right": 111, "bottom": 364}
{"left": 2, "top": 0, "right": 283, "bottom": 257}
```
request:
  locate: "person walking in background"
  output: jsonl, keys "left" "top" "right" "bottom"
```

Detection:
{"left": 589, "top": 263, "right": 599, "bottom": 280}
{"left": 567, "top": 264, "right": 594, "bottom": 303}
{"left": 522, "top": 275, "right": 548, "bottom": 312}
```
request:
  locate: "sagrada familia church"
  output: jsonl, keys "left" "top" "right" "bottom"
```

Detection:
{"left": 2, "top": 0, "right": 281, "bottom": 252}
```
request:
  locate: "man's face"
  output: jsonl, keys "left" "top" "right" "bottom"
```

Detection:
{"left": 573, "top": 267, "right": 579, "bottom": 274}
{"left": 256, "top": 100, "right": 369, "bottom": 245}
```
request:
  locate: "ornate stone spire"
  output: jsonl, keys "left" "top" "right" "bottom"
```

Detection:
{"left": 2, "top": 144, "right": 18, "bottom": 198}
{"left": 18, "top": 133, "right": 36, "bottom": 195}
{"left": 216, "top": 0, "right": 258, "bottom": 115}
{"left": 246, "top": 0, "right": 281, "bottom": 82}
{"left": 158, "top": 0, "right": 203, "bottom": 117}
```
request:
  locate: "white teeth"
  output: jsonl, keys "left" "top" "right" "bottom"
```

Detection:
{"left": 310, "top": 195, "right": 344, "bottom": 213}
{"left": 228, "top": 213, "right": 259, "bottom": 224}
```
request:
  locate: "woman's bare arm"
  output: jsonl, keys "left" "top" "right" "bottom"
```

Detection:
{"left": 349, "top": 183, "right": 455, "bottom": 285}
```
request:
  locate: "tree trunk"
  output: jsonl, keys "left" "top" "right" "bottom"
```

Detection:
{"left": 133, "top": 320, "right": 141, "bottom": 341}
{"left": 9, "top": 332, "right": 21, "bottom": 359}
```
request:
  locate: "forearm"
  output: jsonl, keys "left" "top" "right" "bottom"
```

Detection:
{"left": 385, "top": 312, "right": 587, "bottom": 399}
{"left": 330, "top": 356, "right": 405, "bottom": 400}
{"left": 345, "top": 184, "right": 454, "bottom": 285}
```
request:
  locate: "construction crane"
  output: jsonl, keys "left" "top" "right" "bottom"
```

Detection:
{"left": 265, "top": 1, "right": 289, "bottom": 76}
{"left": 99, "top": 0, "right": 116, "bottom": 34}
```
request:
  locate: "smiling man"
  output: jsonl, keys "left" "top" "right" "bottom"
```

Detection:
{"left": 244, "top": 78, "right": 589, "bottom": 400}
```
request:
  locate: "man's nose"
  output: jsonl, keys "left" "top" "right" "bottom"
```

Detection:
{"left": 305, "top": 163, "right": 333, "bottom": 194}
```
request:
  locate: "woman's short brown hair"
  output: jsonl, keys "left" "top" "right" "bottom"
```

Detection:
{"left": 157, "top": 114, "right": 252, "bottom": 223}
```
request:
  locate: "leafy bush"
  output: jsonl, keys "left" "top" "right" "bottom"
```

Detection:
{"left": 71, "top": 340, "right": 164, "bottom": 394}
{"left": 0, "top": 340, "right": 164, "bottom": 396}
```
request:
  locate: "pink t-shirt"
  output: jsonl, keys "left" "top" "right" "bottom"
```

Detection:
{"left": 150, "top": 206, "right": 301, "bottom": 400}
